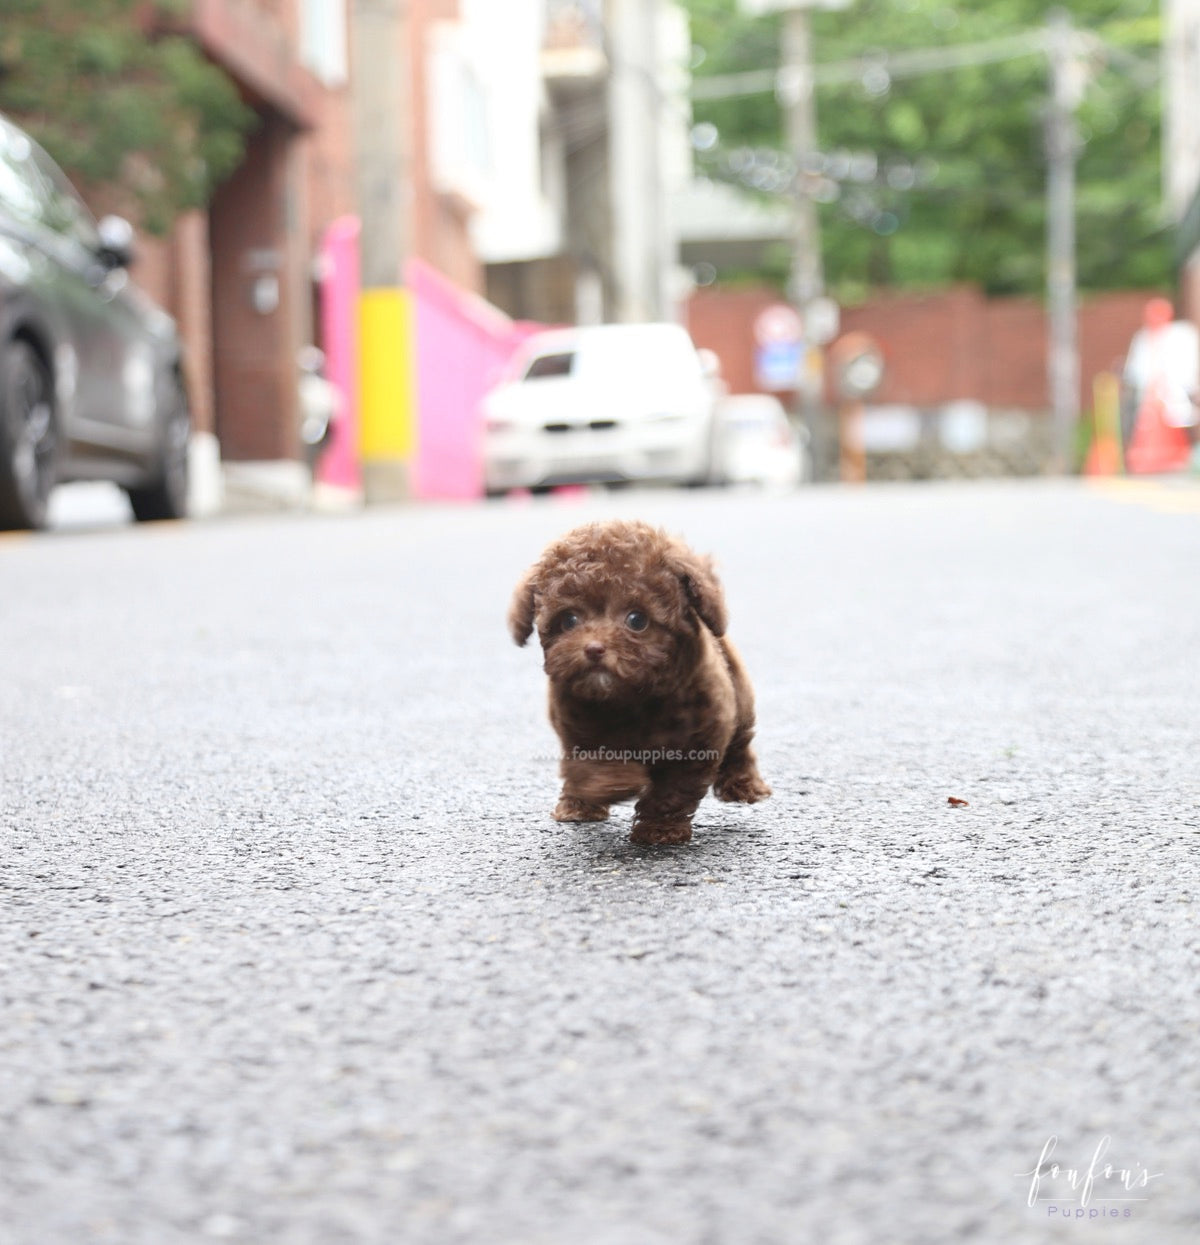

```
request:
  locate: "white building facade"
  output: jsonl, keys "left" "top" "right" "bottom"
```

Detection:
{"left": 1166, "top": 0, "right": 1200, "bottom": 323}
{"left": 441, "top": 0, "right": 693, "bottom": 326}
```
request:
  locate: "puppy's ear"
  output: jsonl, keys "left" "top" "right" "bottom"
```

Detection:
{"left": 507, "top": 567, "right": 539, "bottom": 646}
{"left": 673, "top": 551, "right": 728, "bottom": 636}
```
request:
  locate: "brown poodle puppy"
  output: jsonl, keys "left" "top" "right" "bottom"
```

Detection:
{"left": 509, "top": 519, "right": 770, "bottom": 845}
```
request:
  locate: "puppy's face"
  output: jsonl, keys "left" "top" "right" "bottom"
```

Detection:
{"left": 540, "top": 590, "right": 682, "bottom": 702}
{"left": 509, "top": 521, "right": 728, "bottom": 705}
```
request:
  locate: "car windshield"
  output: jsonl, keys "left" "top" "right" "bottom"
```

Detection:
{"left": 522, "top": 352, "right": 574, "bottom": 380}
{"left": 0, "top": 116, "right": 99, "bottom": 247}
{"left": 30, "top": 143, "right": 99, "bottom": 247}
{"left": 0, "top": 119, "right": 43, "bottom": 224}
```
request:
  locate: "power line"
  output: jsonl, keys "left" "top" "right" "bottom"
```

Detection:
{"left": 689, "top": 25, "right": 1158, "bottom": 102}
{"left": 691, "top": 30, "right": 1049, "bottom": 100}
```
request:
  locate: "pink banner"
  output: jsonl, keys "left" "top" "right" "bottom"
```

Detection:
{"left": 316, "top": 216, "right": 361, "bottom": 491}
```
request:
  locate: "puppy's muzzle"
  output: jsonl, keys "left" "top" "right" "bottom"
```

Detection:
{"left": 584, "top": 641, "right": 605, "bottom": 664}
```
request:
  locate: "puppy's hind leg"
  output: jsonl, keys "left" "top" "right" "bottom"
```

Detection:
{"left": 713, "top": 727, "right": 772, "bottom": 804}
{"left": 554, "top": 757, "right": 648, "bottom": 824}
{"left": 713, "top": 639, "right": 771, "bottom": 804}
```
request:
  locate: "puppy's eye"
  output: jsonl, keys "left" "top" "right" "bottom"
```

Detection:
{"left": 625, "top": 610, "right": 649, "bottom": 632}
{"left": 560, "top": 612, "right": 581, "bottom": 632}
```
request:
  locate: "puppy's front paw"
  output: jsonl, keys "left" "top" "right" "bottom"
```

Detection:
{"left": 554, "top": 796, "right": 610, "bottom": 823}
{"left": 630, "top": 817, "right": 693, "bottom": 846}
{"left": 713, "top": 771, "right": 772, "bottom": 804}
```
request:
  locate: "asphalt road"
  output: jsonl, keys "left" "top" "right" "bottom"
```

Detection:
{"left": 2, "top": 478, "right": 1198, "bottom": 1245}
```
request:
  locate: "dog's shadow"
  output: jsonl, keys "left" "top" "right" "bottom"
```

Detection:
{"left": 552, "top": 808, "right": 768, "bottom": 867}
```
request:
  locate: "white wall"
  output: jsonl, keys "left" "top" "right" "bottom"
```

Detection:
{"left": 1165, "top": 0, "right": 1200, "bottom": 221}
{"left": 453, "top": 0, "right": 564, "bottom": 264}
{"left": 607, "top": 0, "right": 693, "bottom": 322}
{"left": 431, "top": 0, "right": 692, "bottom": 314}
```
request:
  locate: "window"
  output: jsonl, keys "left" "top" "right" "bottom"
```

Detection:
{"left": 429, "top": 24, "right": 491, "bottom": 202}
{"left": 300, "top": 0, "right": 348, "bottom": 87}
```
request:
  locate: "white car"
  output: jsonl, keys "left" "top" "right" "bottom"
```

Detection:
{"left": 711, "top": 394, "right": 807, "bottom": 488}
{"left": 482, "top": 323, "right": 717, "bottom": 494}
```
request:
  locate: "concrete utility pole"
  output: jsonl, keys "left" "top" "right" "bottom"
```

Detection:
{"left": 1045, "top": 8, "right": 1083, "bottom": 473}
{"left": 745, "top": 0, "right": 847, "bottom": 308}
{"left": 351, "top": 0, "right": 416, "bottom": 501}
{"left": 780, "top": 7, "right": 823, "bottom": 308}
{"left": 609, "top": 0, "right": 665, "bottom": 322}
{"left": 753, "top": 0, "right": 848, "bottom": 479}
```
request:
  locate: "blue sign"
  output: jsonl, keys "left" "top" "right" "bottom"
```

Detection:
{"left": 755, "top": 341, "right": 802, "bottom": 391}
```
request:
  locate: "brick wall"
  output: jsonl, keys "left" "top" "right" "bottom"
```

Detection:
{"left": 122, "top": 0, "right": 486, "bottom": 468}
{"left": 209, "top": 113, "right": 300, "bottom": 461}
{"left": 687, "top": 284, "right": 1167, "bottom": 413}
{"left": 981, "top": 296, "right": 1045, "bottom": 409}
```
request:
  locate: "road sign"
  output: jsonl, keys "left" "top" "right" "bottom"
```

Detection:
{"left": 754, "top": 303, "right": 804, "bottom": 347}
{"left": 829, "top": 331, "right": 885, "bottom": 399}
{"left": 755, "top": 340, "right": 803, "bottom": 391}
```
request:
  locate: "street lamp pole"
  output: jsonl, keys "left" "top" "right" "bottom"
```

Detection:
{"left": 743, "top": 0, "right": 849, "bottom": 477}
{"left": 747, "top": 0, "right": 849, "bottom": 306}
{"left": 1045, "top": 8, "right": 1082, "bottom": 473}
{"left": 781, "top": 6, "right": 823, "bottom": 308}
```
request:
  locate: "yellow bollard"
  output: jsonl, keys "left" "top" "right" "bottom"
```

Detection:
{"left": 359, "top": 287, "right": 418, "bottom": 500}
{"left": 1084, "top": 371, "right": 1123, "bottom": 477}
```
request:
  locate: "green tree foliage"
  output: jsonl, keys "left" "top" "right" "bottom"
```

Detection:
{"left": 0, "top": 0, "right": 254, "bottom": 233}
{"left": 685, "top": 0, "right": 1169, "bottom": 296}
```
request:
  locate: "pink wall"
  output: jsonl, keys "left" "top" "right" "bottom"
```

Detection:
{"left": 316, "top": 216, "right": 362, "bottom": 491}
{"left": 408, "top": 256, "right": 542, "bottom": 500}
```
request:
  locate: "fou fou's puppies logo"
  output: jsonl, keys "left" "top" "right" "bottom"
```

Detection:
{"left": 1017, "top": 1135, "right": 1163, "bottom": 1220}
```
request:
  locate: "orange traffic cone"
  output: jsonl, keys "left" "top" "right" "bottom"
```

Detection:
{"left": 1084, "top": 435, "right": 1122, "bottom": 477}
{"left": 1084, "top": 372, "right": 1123, "bottom": 477}
{"left": 1125, "top": 385, "right": 1191, "bottom": 474}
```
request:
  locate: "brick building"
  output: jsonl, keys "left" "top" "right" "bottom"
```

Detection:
{"left": 129, "top": 0, "right": 488, "bottom": 511}
{"left": 123, "top": 0, "right": 355, "bottom": 510}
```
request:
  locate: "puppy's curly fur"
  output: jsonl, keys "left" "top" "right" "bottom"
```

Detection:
{"left": 509, "top": 519, "right": 770, "bottom": 844}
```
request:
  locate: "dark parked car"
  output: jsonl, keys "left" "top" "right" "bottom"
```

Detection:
{"left": 0, "top": 112, "right": 189, "bottom": 529}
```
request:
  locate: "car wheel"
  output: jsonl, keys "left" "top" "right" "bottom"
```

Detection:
{"left": 126, "top": 376, "right": 190, "bottom": 522}
{"left": 0, "top": 339, "right": 57, "bottom": 531}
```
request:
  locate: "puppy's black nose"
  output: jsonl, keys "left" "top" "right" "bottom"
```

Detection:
{"left": 585, "top": 642, "right": 605, "bottom": 663}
